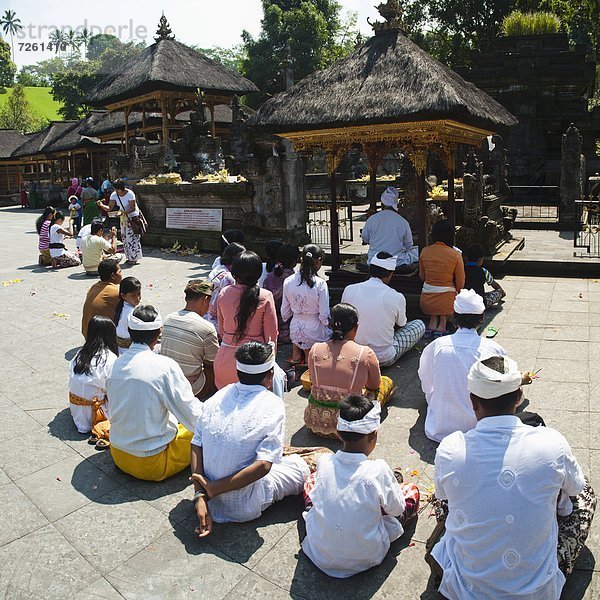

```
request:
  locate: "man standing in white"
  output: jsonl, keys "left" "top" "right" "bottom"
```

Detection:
{"left": 428, "top": 354, "right": 595, "bottom": 599}
{"left": 360, "top": 186, "right": 418, "bottom": 269}
{"left": 418, "top": 289, "right": 507, "bottom": 442}
{"left": 341, "top": 253, "right": 425, "bottom": 367}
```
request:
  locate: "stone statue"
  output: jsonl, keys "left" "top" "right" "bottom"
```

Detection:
{"left": 560, "top": 124, "right": 584, "bottom": 223}
{"left": 462, "top": 150, "right": 483, "bottom": 225}
{"left": 489, "top": 135, "right": 510, "bottom": 197}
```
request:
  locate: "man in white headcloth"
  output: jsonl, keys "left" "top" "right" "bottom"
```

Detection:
{"left": 418, "top": 288, "right": 512, "bottom": 442}
{"left": 360, "top": 186, "right": 418, "bottom": 271}
{"left": 426, "top": 353, "right": 596, "bottom": 600}
{"left": 302, "top": 394, "right": 420, "bottom": 578}
{"left": 342, "top": 251, "right": 426, "bottom": 367}
{"left": 189, "top": 341, "right": 329, "bottom": 535}
{"left": 106, "top": 304, "right": 203, "bottom": 481}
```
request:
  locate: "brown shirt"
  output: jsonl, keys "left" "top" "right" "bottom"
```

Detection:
{"left": 81, "top": 281, "right": 120, "bottom": 338}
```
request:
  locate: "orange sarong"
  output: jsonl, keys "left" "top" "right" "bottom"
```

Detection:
{"left": 69, "top": 392, "right": 110, "bottom": 442}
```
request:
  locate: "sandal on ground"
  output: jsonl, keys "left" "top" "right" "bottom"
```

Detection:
{"left": 287, "top": 358, "right": 306, "bottom": 367}
{"left": 95, "top": 439, "right": 110, "bottom": 451}
{"left": 87, "top": 435, "right": 99, "bottom": 445}
{"left": 485, "top": 326, "right": 499, "bottom": 338}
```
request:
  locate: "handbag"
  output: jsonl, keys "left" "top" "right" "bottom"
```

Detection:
{"left": 116, "top": 195, "right": 147, "bottom": 237}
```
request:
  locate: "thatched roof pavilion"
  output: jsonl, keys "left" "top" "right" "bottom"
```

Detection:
{"left": 86, "top": 15, "right": 258, "bottom": 150}
{"left": 250, "top": 0, "right": 517, "bottom": 267}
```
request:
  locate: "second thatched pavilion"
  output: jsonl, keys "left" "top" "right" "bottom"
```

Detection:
{"left": 250, "top": 0, "right": 517, "bottom": 270}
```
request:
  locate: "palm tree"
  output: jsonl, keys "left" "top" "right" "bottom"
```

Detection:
{"left": 76, "top": 27, "right": 91, "bottom": 59}
{"left": 49, "top": 29, "right": 68, "bottom": 57}
{"left": 0, "top": 10, "right": 23, "bottom": 61}
{"left": 66, "top": 29, "right": 80, "bottom": 57}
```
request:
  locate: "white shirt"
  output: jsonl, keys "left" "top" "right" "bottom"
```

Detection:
{"left": 116, "top": 302, "right": 135, "bottom": 344}
{"left": 191, "top": 383, "right": 286, "bottom": 523}
{"left": 110, "top": 189, "right": 139, "bottom": 217}
{"left": 433, "top": 416, "right": 585, "bottom": 600}
{"left": 49, "top": 223, "right": 66, "bottom": 257}
{"left": 69, "top": 349, "right": 117, "bottom": 433}
{"left": 302, "top": 451, "right": 406, "bottom": 578}
{"left": 281, "top": 271, "right": 331, "bottom": 349}
{"left": 361, "top": 209, "right": 415, "bottom": 264}
{"left": 76, "top": 224, "right": 92, "bottom": 250}
{"left": 341, "top": 278, "right": 407, "bottom": 364}
{"left": 106, "top": 343, "right": 202, "bottom": 457}
{"left": 418, "top": 328, "right": 506, "bottom": 442}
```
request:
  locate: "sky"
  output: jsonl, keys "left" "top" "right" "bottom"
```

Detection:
{"left": 5, "top": 0, "right": 383, "bottom": 70}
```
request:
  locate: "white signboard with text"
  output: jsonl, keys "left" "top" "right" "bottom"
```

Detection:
{"left": 165, "top": 208, "right": 222, "bottom": 232}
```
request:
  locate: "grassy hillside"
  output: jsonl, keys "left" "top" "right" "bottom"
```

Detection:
{"left": 0, "top": 87, "right": 63, "bottom": 121}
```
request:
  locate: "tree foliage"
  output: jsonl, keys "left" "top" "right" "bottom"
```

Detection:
{"left": 192, "top": 45, "right": 247, "bottom": 74}
{"left": 0, "top": 84, "right": 46, "bottom": 132}
{"left": 404, "top": 0, "right": 599, "bottom": 71}
{"left": 0, "top": 35, "right": 15, "bottom": 86}
{"left": 241, "top": 0, "right": 359, "bottom": 105}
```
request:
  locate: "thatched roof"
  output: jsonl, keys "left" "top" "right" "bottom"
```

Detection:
{"left": 11, "top": 121, "right": 100, "bottom": 157}
{"left": 250, "top": 29, "right": 517, "bottom": 133}
{"left": 0, "top": 129, "right": 27, "bottom": 159}
{"left": 78, "top": 106, "right": 239, "bottom": 137}
{"left": 86, "top": 38, "right": 258, "bottom": 107}
{"left": 11, "top": 122, "right": 77, "bottom": 157}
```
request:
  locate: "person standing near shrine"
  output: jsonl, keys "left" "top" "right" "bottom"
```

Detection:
{"left": 81, "top": 177, "right": 100, "bottom": 226}
{"left": 360, "top": 186, "right": 418, "bottom": 271}
{"left": 104, "top": 179, "right": 142, "bottom": 265}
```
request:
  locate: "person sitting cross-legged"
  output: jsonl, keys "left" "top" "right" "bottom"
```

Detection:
{"left": 341, "top": 252, "right": 425, "bottom": 367}
{"left": 161, "top": 280, "right": 220, "bottom": 400}
{"left": 106, "top": 305, "right": 203, "bottom": 481}
{"left": 418, "top": 288, "right": 508, "bottom": 443}
{"left": 302, "top": 394, "right": 420, "bottom": 578}
{"left": 189, "top": 341, "right": 329, "bottom": 536}
{"left": 426, "top": 354, "right": 596, "bottom": 599}
{"left": 81, "top": 219, "right": 120, "bottom": 276}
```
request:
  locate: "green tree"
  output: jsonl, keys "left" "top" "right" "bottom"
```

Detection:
{"left": 66, "top": 29, "right": 81, "bottom": 58}
{"left": 86, "top": 34, "right": 122, "bottom": 61}
{"left": 49, "top": 29, "right": 68, "bottom": 57}
{"left": 192, "top": 45, "right": 247, "bottom": 74}
{"left": 0, "top": 84, "right": 45, "bottom": 132}
{"left": 0, "top": 10, "right": 22, "bottom": 61}
{"left": 18, "top": 57, "right": 69, "bottom": 86}
{"left": 0, "top": 36, "right": 16, "bottom": 86}
{"left": 51, "top": 60, "right": 101, "bottom": 119}
{"left": 76, "top": 27, "right": 92, "bottom": 59}
{"left": 241, "top": 0, "right": 359, "bottom": 105}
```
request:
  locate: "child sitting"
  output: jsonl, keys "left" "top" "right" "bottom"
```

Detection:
{"left": 262, "top": 244, "right": 299, "bottom": 344}
{"left": 302, "top": 394, "right": 420, "bottom": 578}
{"left": 464, "top": 244, "right": 506, "bottom": 308}
{"left": 114, "top": 277, "right": 142, "bottom": 353}
{"left": 281, "top": 244, "right": 330, "bottom": 366}
{"left": 206, "top": 242, "right": 245, "bottom": 327}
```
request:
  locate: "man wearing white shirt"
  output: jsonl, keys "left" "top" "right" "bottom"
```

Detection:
{"left": 341, "top": 252, "right": 425, "bottom": 367}
{"left": 418, "top": 288, "right": 507, "bottom": 442}
{"left": 360, "top": 187, "right": 418, "bottom": 269}
{"left": 106, "top": 305, "right": 203, "bottom": 481}
{"left": 189, "top": 341, "right": 314, "bottom": 536}
{"left": 427, "top": 354, "right": 595, "bottom": 600}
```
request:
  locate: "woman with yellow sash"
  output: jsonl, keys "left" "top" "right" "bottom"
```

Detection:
{"left": 69, "top": 315, "right": 117, "bottom": 450}
{"left": 303, "top": 303, "right": 395, "bottom": 439}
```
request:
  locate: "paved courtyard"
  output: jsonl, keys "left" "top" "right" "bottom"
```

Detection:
{"left": 0, "top": 205, "right": 599, "bottom": 599}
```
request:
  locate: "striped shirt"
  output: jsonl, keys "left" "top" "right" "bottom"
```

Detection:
{"left": 38, "top": 220, "right": 51, "bottom": 250}
{"left": 160, "top": 310, "right": 219, "bottom": 395}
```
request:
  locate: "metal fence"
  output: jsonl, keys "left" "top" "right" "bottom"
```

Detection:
{"left": 305, "top": 191, "right": 354, "bottom": 249}
{"left": 574, "top": 199, "right": 600, "bottom": 258}
{"left": 502, "top": 186, "right": 559, "bottom": 224}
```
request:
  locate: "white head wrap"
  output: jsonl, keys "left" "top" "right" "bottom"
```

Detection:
{"left": 236, "top": 344, "right": 276, "bottom": 375}
{"left": 128, "top": 312, "right": 163, "bottom": 331}
{"left": 467, "top": 354, "right": 521, "bottom": 399}
{"left": 381, "top": 186, "right": 399, "bottom": 208}
{"left": 337, "top": 401, "right": 381, "bottom": 434}
{"left": 454, "top": 289, "right": 485, "bottom": 315}
{"left": 371, "top": 255, "right": 397, "bottom": 271}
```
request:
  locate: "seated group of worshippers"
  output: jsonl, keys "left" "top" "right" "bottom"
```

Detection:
{"left": 68, "top": 244, "right": 595, "bottom": 596}
{"left": 361, "top": 187, "right": 506, "bottom": 337}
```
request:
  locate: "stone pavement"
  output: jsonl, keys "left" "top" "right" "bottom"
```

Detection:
{"left": 0, "top": 205, "right": 598, "bottom": 599}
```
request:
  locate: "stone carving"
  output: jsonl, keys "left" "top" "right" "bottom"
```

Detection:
{"left": 462, "top": 150, "right": 483, "bottom": 225}
{"left": 560, "top": 124, "right": 584, "bottom": 224}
